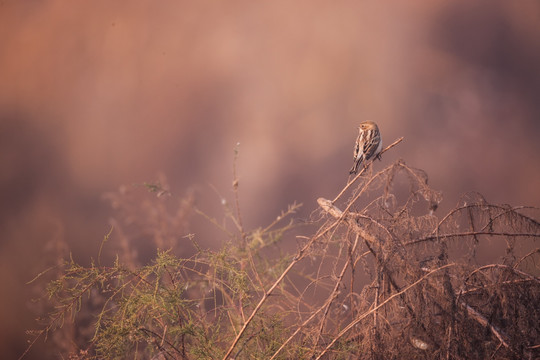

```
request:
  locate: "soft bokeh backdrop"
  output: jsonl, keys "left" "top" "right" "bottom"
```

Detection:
{"left": 1, "top": 1, "right": 539, "bottom": 358}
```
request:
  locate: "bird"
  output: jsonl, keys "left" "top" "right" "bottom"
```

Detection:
{"left": 349, "top": 121, "right": 382, "bottom": 174}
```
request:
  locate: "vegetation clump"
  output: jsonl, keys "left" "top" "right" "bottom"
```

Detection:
{"left": 23, "top": 143, "right": 540, "bottom": 359}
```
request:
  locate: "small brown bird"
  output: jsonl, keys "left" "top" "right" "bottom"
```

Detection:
{"left": 349, "top": 121, "right": 382, "bottom": 174}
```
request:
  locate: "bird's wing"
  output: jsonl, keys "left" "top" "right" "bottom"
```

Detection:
{"left": 353, "top": 133, "right": 362, "bottom": 160}
{"left": 362, "top": 129, "right": 381, "bottom": 161}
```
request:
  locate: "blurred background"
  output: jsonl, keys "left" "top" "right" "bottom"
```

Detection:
{"left": 1, "top": 1, "right": 539, "bottom": 358}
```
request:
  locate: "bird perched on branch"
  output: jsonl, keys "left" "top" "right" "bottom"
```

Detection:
{"left": 349, "top": 121, "right": 382, "bottom": 174}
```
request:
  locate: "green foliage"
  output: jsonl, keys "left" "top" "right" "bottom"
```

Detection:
{"left": 24, "top": 182, "right": 301, "bottom": 360}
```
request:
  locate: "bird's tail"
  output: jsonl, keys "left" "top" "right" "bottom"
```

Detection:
{"left": 349, "top": 158, "right": 362, "bottom": 174}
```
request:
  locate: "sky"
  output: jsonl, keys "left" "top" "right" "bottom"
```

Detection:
{"left": 1, "top": 1, "right": 539, "bottom": 358}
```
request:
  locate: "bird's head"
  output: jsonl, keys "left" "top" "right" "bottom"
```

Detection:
{"left": 360, "top": 121, "right": 378, "bottom": 131}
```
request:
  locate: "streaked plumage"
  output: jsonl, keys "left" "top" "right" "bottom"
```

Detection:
{"left": 349, "top": 121, "right": 382, "bottom": 174}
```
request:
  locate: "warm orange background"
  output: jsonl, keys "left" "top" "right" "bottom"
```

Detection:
{"left": 1, "top": 1, "right": 539, "bottom": 358}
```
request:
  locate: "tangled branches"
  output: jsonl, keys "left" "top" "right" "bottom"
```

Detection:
{"left": 306, "top": 161, "right": 540, "bottom": 359}
{"left": 23, "top": 142, "right": 539, "bottom": 359}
